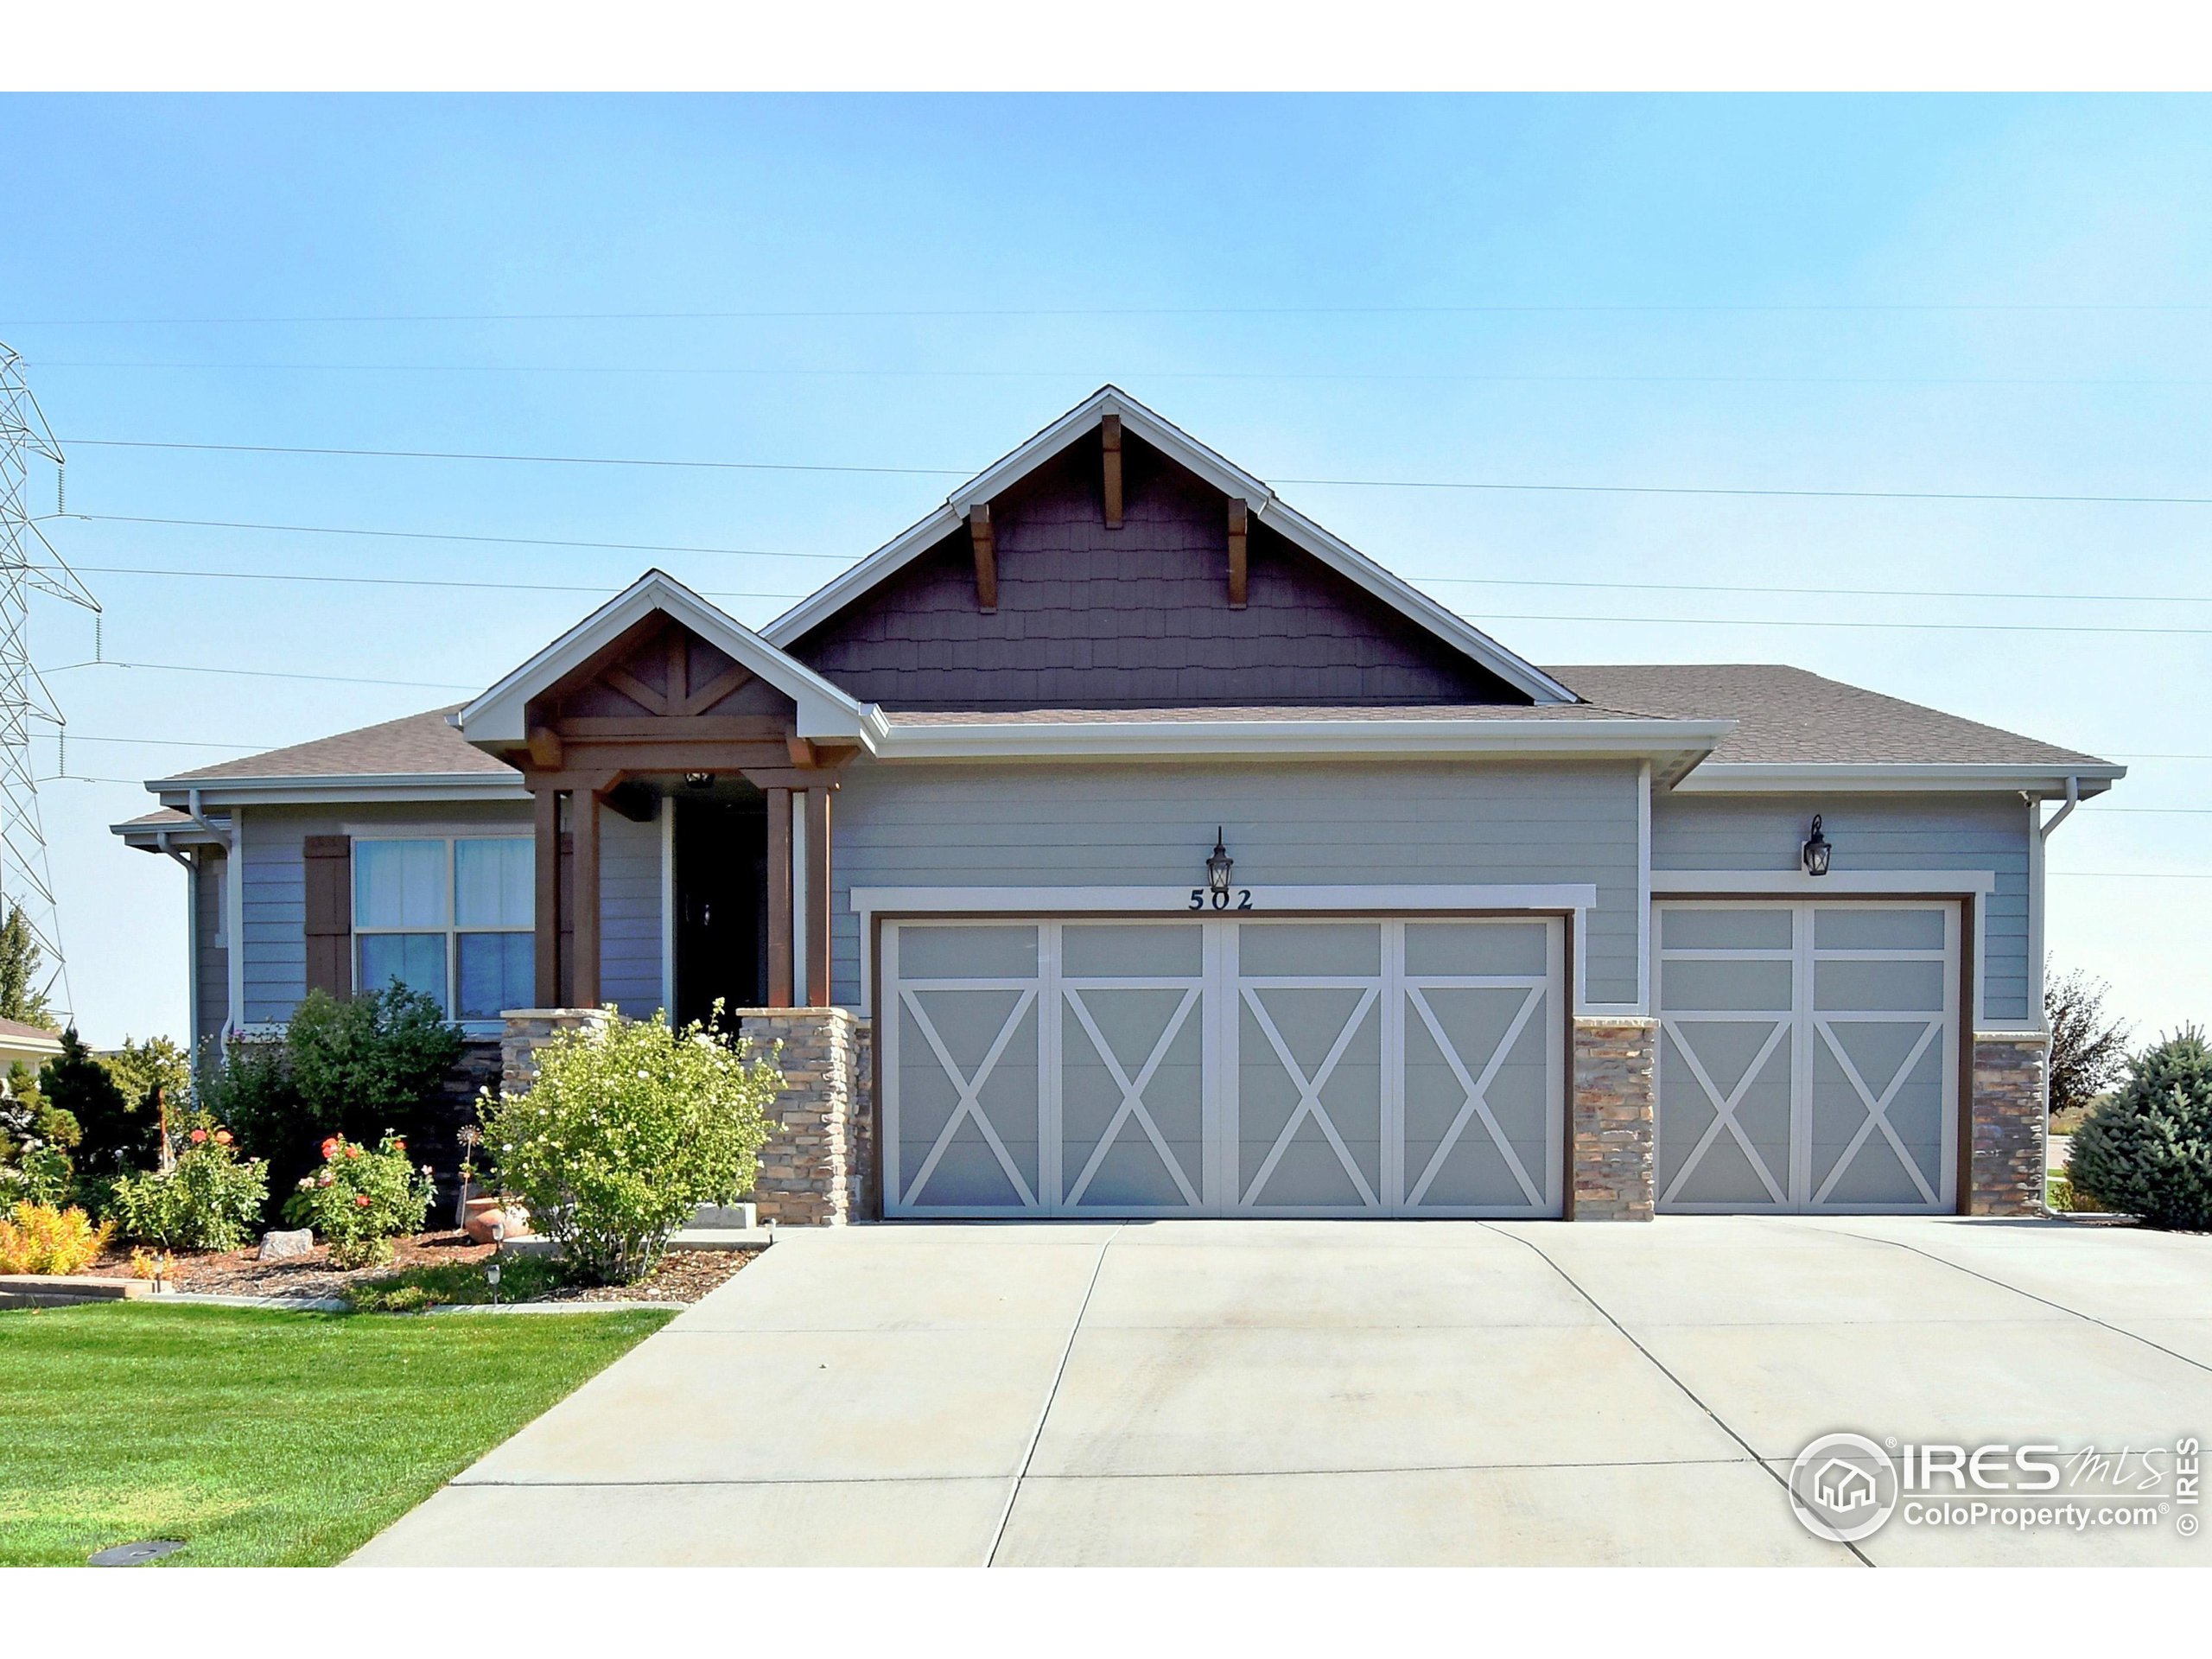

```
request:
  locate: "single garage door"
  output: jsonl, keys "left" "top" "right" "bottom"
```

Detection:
{"left": 1654, "top": 901, "right": 1960, "bottom": 1214}
{"left": 879, "top": 915, "right": 1565, "bottom": 1218}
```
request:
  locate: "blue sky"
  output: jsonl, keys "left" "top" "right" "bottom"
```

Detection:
{"left": 2, "top": 93, "right": 2208, "bottom": 1044}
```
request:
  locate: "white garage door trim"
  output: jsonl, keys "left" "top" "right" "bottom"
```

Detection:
{"left": 1654, "top": 899, "right": 1961, "bottom": 1215}
{"left": 879, "top": 912, "right": 1566, "bottom": 1219}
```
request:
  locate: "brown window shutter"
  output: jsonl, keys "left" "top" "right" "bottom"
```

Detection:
{"left": 302, "top": 835, "right": 353, "bottom": 999}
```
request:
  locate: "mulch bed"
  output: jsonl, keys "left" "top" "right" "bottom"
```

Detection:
{"left": 81, "top": 1233, "right": 759, "bottom": 1306}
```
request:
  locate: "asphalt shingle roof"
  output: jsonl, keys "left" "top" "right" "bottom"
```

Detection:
{"left": 158, "top": 705, "right": 517, "bottom": 784}
{"left": 1548, "top": 664, "right": 2111, "bottom": 768}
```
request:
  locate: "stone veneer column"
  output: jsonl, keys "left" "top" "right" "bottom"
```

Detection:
{"left": 1570, "top": 1017, "right": 1657, "bottom": 1221}
{"left": 730, "top": 1007, "right": 869, "bottom": 1226}
{"left": 1968, "top": 1031, "right": 2048, "bottom": 1216}
{"left": 497, "top": 1007, "right": 873, "bottom": 1226}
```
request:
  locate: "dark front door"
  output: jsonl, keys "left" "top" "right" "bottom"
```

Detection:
{"left": 674, "top": 793, "right": 767, "bottom": 1027}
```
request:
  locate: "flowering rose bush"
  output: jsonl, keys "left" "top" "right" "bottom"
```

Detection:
{"left": 478, "top": 1007, "right": 779, "bottom": 1285}
{"left": 111, "top": 1119, "right": 269, "bottom": 1250}
{"left": 282, "top": 1132, "right": 435, "bottom": 1268}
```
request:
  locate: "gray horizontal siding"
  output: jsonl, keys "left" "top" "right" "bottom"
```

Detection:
{"left": 237, "top": 801, "right": 534, "bottom": 1026}
{"left": 830, "top": 760, "right": 1643, "bottom": 1007}
{"left": 598, "top": 799, "right": 664, "bottom": 1020}
{"left": 1649, "top": 793, "right": 2033, "bottom": 1026}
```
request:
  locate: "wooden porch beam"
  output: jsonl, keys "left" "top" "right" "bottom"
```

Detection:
{"left": 571, "top": 786, "right": 601, "bottom": 1007}
{"left": 969, "top": 503, "right": 997, "bottom": 613}
{"left": 526, "top": 725, "right": 564, "bottom": 770}
{"left": 765, "top": 786, "right": 794, "bottom": 1008}
{"left": 676, "top": 661, "right": 752, "bottom": 718}
{"left": 1101, "top": 412, "right": 1123, "bottom": 529}
{"left": 533, "top": 786, "right": 561, "bottom": 1007}
{"left": 665, "top": 630, "right": 688, "bottom": 709}
{"left": 1227, "top": 498, "right": 1249, "bottom": 609}
{"left": 804, "top": 787, "right": 832, "bottom": 1007}
{"left": 604, "top": 666, "right": 669, "bottom": 716}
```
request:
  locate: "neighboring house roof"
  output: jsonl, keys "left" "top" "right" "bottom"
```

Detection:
{"left": 761, "top": 385, "right": 1578, "bottom": 706}
{"left": 1552, "top": 664, "right": 2121, "bottom": 793}
{"left": 0, "top": 1017, "right": 64, "bottom": 1059}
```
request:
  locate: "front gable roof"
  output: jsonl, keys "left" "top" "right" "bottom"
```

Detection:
{"left": 454, "top": 569, "right": 886, "bottom": 749}
{"left": 761, "top": 385, "right": 1577, "bottom": 706}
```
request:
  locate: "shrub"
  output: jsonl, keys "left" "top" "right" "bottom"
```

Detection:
{"left": 479, "top": 1007, "right": 778, "bottom": 1285}
{"left": 2067, "top": 1027, "right": 2212, "bottom": 1231}
{"left": 0, "top": 1200, "right": 111, "bottom": 1274}
{"left": 206, "top": 984, "right": 464, "bottom": 1209}
{"left": 111, "top": 1122, "right": 271, "bottom": 1251}
{"left": 342, "top": 1251, "right": 569, "bottom": 1313}
{"left": 283, "top": 1133, "right": 435, "bottom": 1268}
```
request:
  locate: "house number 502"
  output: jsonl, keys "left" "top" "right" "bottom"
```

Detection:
{"left": 1189, "top": 888, "right": 1255, "bottom": 911}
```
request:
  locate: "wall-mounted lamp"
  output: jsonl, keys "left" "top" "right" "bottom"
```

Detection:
{"left": 1205, "top": 828, "right": 1234, "bottom": 900}
{"left": 1802, "top": 815, "right": 1832, "bottom": 878}
{"left": 683, "top": 771, "right": 715, "bottom": 791}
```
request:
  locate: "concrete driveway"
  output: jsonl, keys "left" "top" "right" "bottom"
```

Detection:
{"left": 353, "top": 1217, "right": 2212, "bottom": 1567}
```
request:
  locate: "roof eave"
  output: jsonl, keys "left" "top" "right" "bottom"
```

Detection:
{"left": 869, "top": 715, "right": 1732, "bottom": 766}
{"left": 147, "top": 774, "right": 529, "bottom": 810}
{"left": 1673, "top": 762, "right": 2126, "bottom": 795}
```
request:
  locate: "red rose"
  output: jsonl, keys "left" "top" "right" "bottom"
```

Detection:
{"left": 346, "top": 1147, "right": 361, "bottom": 1160}
{"left": 213, "top": 1129, "right": 233, "bottom": 1146}
{"left": 354, "top": 1193, "right": 372, "bottom": 1208}
{"left": 188, "top": 1128, "right": 207, "bottom": 1144}
{"left": 321, "top": 1137, "right": 340, "bottom": 1160}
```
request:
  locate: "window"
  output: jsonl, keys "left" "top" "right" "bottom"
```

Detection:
{"left": 355, "top": 837, "right": 532, "bottom": 1024}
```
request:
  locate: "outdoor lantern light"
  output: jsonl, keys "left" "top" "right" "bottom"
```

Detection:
{"left": 684, "top": 771, "right": 715, "bottom": 790}
{"left": 1205, "top": 828, "right": 1234, "bottom": 900}
{"left": 1802, "top": 815, "right": 1833, "bottom": 878}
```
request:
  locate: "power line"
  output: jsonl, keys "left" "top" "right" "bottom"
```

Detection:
{"left": 10, "top": 302, "right": 2212, "bottom": 324}
{"left": 70, "top": 511, "right": 852, "bottom": 561}
{"left": 64, "top": 510, "right": 2212, "bottom": 610}
{"left": 29, "top": 359, "right": 2212, "bottom": 390}
{"left": 48, "top": 658, "right": 479, "bottom": 692}
{"left": 61, "top": 435, "right": 2212, "bottom": 507}
{"left": 56, "top": 561, "right": 2212, "bottom": 637}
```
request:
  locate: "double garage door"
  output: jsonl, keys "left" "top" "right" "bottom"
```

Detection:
{"left": 1655, "top": 901, "right": 1961, "bottom": 1214}
{"left": 880, "top": 916, "right": 1566, "bottom": 1217}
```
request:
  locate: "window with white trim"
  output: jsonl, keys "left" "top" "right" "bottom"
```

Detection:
{"left": 354, "top": 837, "right": 533, "bottom": 1026}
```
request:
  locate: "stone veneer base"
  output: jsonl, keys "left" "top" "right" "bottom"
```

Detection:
{"left": 1570, "top": 1017, "right": 1657, "bottom": 1221}
{"left": 1968, "top": 1030, "right": 2048, "bottom": 1217}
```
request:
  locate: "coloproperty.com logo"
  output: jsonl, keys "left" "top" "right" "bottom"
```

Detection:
{"left": 1786, "top": 1431, "right": 2202, "bottom": 1543}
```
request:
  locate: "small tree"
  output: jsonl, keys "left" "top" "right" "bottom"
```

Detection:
{"left": 2045, "top": 962, "right": 2132, "bottom": 1124}
{"left": 480, "top": 1009, "right": 779, "bottom": 1284}
{"left": 2067, "top": 1027, "right": 2212, "bottom": 1230}
{"left": 41, "top": 1027, "right": 158, "bottom": 1183}
{"left": 101, "top": 1035, "right": 194, "bottom": 1125}
{"left": 0, "top": 905, "right": 52, "bottom": 1027}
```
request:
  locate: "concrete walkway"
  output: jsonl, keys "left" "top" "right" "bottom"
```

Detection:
{"left": 352, "top": 1216, "right": 2212, "bottom": 1567}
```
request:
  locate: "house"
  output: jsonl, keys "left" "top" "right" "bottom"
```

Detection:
{"left": 112, "top": 387, "right": 2120, "bottom": 1224}
{"left": 0, "top": 1017, "right": 64, "bottom": 1076}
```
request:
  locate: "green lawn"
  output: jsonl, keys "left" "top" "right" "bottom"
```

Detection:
{"left": 0, "top": 1301, "right": 672, "bottom": 1567}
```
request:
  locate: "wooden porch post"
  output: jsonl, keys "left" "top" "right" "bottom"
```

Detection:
{"left": 572, "top": 786, "right": 601, "bottom": 1007}
{"left": 533, "top": 785, "right": 561, "bottom": 1007}
{"left": 766, "top": 785, "right": 794, "bottom": 1007}
{"left": 804, "top": 786, "right": 831, "bottom": 1007}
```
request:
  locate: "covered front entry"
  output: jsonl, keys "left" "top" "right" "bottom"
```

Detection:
{"left": 880, "top": 915, "right": 1566, "bottom": 1218}
{"left": 1654, "top": 900, "right": 1961, "bottom": 1214}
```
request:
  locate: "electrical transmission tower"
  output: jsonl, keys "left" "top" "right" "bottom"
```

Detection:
{"left": 0, "top": 341, "right": 100, "bottom": 1024}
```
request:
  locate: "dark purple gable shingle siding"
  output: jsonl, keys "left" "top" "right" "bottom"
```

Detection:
{"left": 788, "top": 435, "right": 1528, "bottom": 709}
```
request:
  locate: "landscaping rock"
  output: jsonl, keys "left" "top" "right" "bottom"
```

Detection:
{"left": 259, "top": 1229, "right": 315, "bottom": 1260}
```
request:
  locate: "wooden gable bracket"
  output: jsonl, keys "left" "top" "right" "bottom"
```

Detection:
{"left": 969, "top": 502, "right": 998, "bottom": 613}
{"left": 526, "top": 724, "right": 564, "bottom": 770}
{"left": 1227, "top": 498, "right": 1249, "bottom": 610}
{"left": 1101, "top": 412, "right": 1124, "bottom": 528}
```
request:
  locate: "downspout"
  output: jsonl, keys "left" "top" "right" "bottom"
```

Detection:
{"left": 2026, "top": 777, "right": 2081, "bottom": 1200}
{"left": 2039, "top": 774, "right": 2082, "bottom": 842}
{"left": 155, "top": 830, "right": 201, "bottom": 1077}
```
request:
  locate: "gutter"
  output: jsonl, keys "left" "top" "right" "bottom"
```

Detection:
{"left": 2038, "top": 774, "right": 2082, "bottom": 840}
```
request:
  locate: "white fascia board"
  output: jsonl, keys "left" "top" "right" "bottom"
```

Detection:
{"left": 870, "top": 715, "right": 1732, "bottom": 763}
{"left": 1254, "top": 498, "right": 1576, "bottom": 705}
{"left": 854, "top": 883, "right": 1598, "bottom": 915}
{"left": 458, "top": 569, "right": 878, "bottom": 747}
{"left": 151, "top": 776, "right": 530, "bottom": 809}
{"left": 759, "top": 386, "right": 1573, "bottom": 707}
{"left": 1672, "top": 762, "right": 2125, "bottom": 796}
{"left": 1651, "top": 869, "right": 1999, "bottom": 894}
